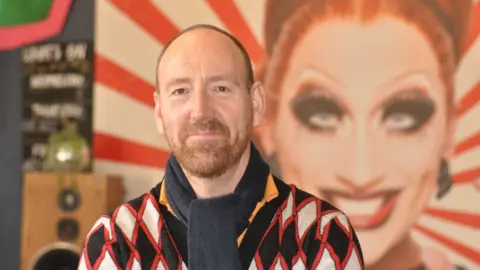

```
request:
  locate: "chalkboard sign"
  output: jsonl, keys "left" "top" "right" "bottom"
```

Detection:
{"left": 21, "top": 41, "right": 93, "bottom": 172}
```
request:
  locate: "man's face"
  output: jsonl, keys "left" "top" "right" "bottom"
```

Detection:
{"left": 154, "top": 29, "right": 265, "bottom": 178}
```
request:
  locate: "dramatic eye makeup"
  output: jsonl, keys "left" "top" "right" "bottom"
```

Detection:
{"left": 381, "top": 89, "right": 435, "bottom": 134}
{"left": 290, "top": 82, "right": 346, "bottom": 132}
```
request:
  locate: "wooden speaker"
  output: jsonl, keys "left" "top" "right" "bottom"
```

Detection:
{"left": 21, "top": 172, "right": 125, "bottom": 270}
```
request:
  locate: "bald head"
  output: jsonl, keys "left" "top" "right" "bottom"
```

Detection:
{"left": 153, "top": 25, "right": 266, "bottom": 180}
{"left": 156, "top": 24, "right": 254, "bottom": 92}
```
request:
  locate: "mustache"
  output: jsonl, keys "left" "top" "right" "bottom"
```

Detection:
{"left": 182, "top": 117, "right": 229, "bottom": 137}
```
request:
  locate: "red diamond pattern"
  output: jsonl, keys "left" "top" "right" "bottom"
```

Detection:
{"left": 79, "top": 184, "right": 363, "bottom": 269}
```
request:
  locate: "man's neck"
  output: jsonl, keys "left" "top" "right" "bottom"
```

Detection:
{"left": 184, "top": 146, "right": 251, "bottom": 199}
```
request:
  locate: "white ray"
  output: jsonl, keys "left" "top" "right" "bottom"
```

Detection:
{"left": 412, "top": 229, "right": 478, "bottom": 270}
{"left": 93, "top": 83, "right": 170, "bottom": 151}
{"left": 427, "top": 185, "right": 480, "bottom": 213}
{"left": 455, "top": 103, "right": 480, "bottom": 143}
{"left": 151, "top": 0, "right": 224, "bottom": 30}
{"left": 96, "top": 0, "right": 162, "bottom": 85}
{"left": 232, "top": 0, "right": 266, "bottom": 46}
{"left": 450, "top": 147, "right": 480, "bottom": 175}
{"left": 417, "top": 215, "right": 480, "bottom": 254}
{"left": 455, "top": 36, "right": 480, "bottom": 102}
{"left": 94, "top": 160, "right": 165, "bottom": 201}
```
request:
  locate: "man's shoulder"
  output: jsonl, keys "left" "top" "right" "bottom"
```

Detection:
{"left": 85, "top": 189, "right": 163, "bottom": 242}
{"left": 274, "top": 177, "right": 346, "bottom": 214}
{"left": 256, "top": 178, "right": 364, "bottom": 269}
{"left": 274, "top": 177, "right": 352, "bottom": 230}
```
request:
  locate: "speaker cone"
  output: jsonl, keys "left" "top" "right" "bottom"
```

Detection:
{"left": 58, "top": 188, "right": 81, "bottom": 212}
{"left": 31, "top": 242, "right": 80, "bottom": 270}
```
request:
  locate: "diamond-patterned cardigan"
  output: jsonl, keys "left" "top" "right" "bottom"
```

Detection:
{"left": 79, "top": 177, "right": 364, "bottom": 269}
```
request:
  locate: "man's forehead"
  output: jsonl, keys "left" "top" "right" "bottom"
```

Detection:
{"left": 164, "top": 29, "right": 236, "bottom": 57}
{"left": 159, "top": 32, "right": 244, "bottom": 79}
{"left": 161, "top": 51, "right": 237, "bottom": 74}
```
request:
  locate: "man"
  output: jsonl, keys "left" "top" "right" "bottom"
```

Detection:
{"left": 79, "top": 24, "right": 364, "bottom": 270}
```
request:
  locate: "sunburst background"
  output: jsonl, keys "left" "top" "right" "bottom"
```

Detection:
{"left": 92, "top": 0, "right": 479, "bottom": 268}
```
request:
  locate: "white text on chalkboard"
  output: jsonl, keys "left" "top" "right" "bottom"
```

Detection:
{"left": 30, "top": 73, "right": 85, "bottom": 89}
{"left": 31, "top": 103, "right": 84, "bottom": 119}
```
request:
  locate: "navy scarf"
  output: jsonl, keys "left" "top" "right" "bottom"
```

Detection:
{"left": 164, "top": 142, "right": 270, "bottom": 269}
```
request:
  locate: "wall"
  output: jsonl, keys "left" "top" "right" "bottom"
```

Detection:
{"left": 92, "top": 0, "right": 268, "bottom": 200}
{"left": 0, "top": 0, "right": 94, "bottom": 267}
{"left": 95, "top": 0, "right": 479, "bottom": 269}
{"left": 0, "top": 0, "right": 478, "bottom": 268}
{"left": 0, "top": 46, "right": 23, "bottom": 269}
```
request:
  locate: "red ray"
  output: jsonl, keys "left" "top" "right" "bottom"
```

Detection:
{"left": 205, "top": 0, "right": 264, "bottom": 63}
{"left": 96, "top": 54, "right": 155, "bottom": 108}
{"left": 94, "top": 132, "right": 169, "bottom": 168}
{"left": 464, "top": 1, "right": 480, "bottom": 52}
{"left": 109, "top": 0, "right": 180, "bottom": 45}
{"left": 414, "top": 224, "right": 480, "bottom": 264}
{"left": 454, "top": 131, "right": 480, "bottom": 156}
{"left": 458, "top": 82, "right": 480, "bottom": 116}
{"left": 453, "top": 167, "right": 480, "bottom": 184}
{"left": 423, "top": 207, "right": 480, "bottom": 230}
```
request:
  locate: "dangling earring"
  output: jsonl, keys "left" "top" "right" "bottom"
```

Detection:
{"left": 437, "top": 159, "right": 453, "bottom": 199}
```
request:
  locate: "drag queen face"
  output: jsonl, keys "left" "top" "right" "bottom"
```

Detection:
{"left": 264, "top": 15, "right": 455, "bottom": 265}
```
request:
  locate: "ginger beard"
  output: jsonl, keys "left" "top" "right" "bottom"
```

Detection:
{"left": 165, "top": 114, "right": 253, "bottom": 178}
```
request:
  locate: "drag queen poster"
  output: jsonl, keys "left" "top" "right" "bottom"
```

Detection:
{"left": 94, "top": 0, "right": 479, "bottom": 269}
{"left": 252, "top": 0, "right": 479, "bottom": 269}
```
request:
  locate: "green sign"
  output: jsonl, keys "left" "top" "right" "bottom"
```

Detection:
{"left": 0, "top": 0, "right": 54, "bottom": 26}
{"left": 0, "top": 0, "right": 73, "bottom": 50}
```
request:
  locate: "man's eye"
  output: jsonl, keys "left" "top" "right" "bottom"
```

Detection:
{"left": 215, "top": 86, "right": 229, "bottom": 92}
{"left": 172, "top": 88, "right": 186, "bottom": 95}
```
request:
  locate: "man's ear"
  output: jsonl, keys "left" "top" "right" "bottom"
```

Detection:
{"left": 250, "top": 81, "right": 266, "bottom": 128}
{"left": 153, "top": 91, "right": 165, "bottom": 135}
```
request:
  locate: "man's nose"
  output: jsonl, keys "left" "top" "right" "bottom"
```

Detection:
{"left": 190, "top": 88, "right": 213, "bottom": 119}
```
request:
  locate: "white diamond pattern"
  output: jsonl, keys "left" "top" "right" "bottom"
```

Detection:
{"left": 156, "top": 259, "right": 166, "bottom": 270}
{"left": 142, "top": 198, "right": 160, "bottom": 244}
{"left": 273, "top": 255, "right": 283, "bottom": 270}
{"left": 292, "top": 258, "right": 306, "bottom": 270}
{"left": 89, "top": 216, "right": 113, "bottom": 240}
{"left": 344, "top": 248, "right": 362, "bottom": 270}
{"left": 282, "top": 192, "right": 294, "bottom": 226}
{"left": 248, "top": 258, "right": 260, "bottom": 270}
{"left": 115, "top": 205, "right": 137, "bottom": 242}
{"left": 98, "top": 251, "right": 118, "bottom": 269}
{"left": 297, "top": 200, "right": 317, "bottom": 239}
{"left": 320, "top": 211, "right": 349, "bottom": 235}
{"left": 316, "top": 248, "right": 335, "bottom": 269}
{"left": 132, "top": 258, "right": 142, "bottom": 269}
{"left": 77, "top": 253, "right": 87, "bottom": 270}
